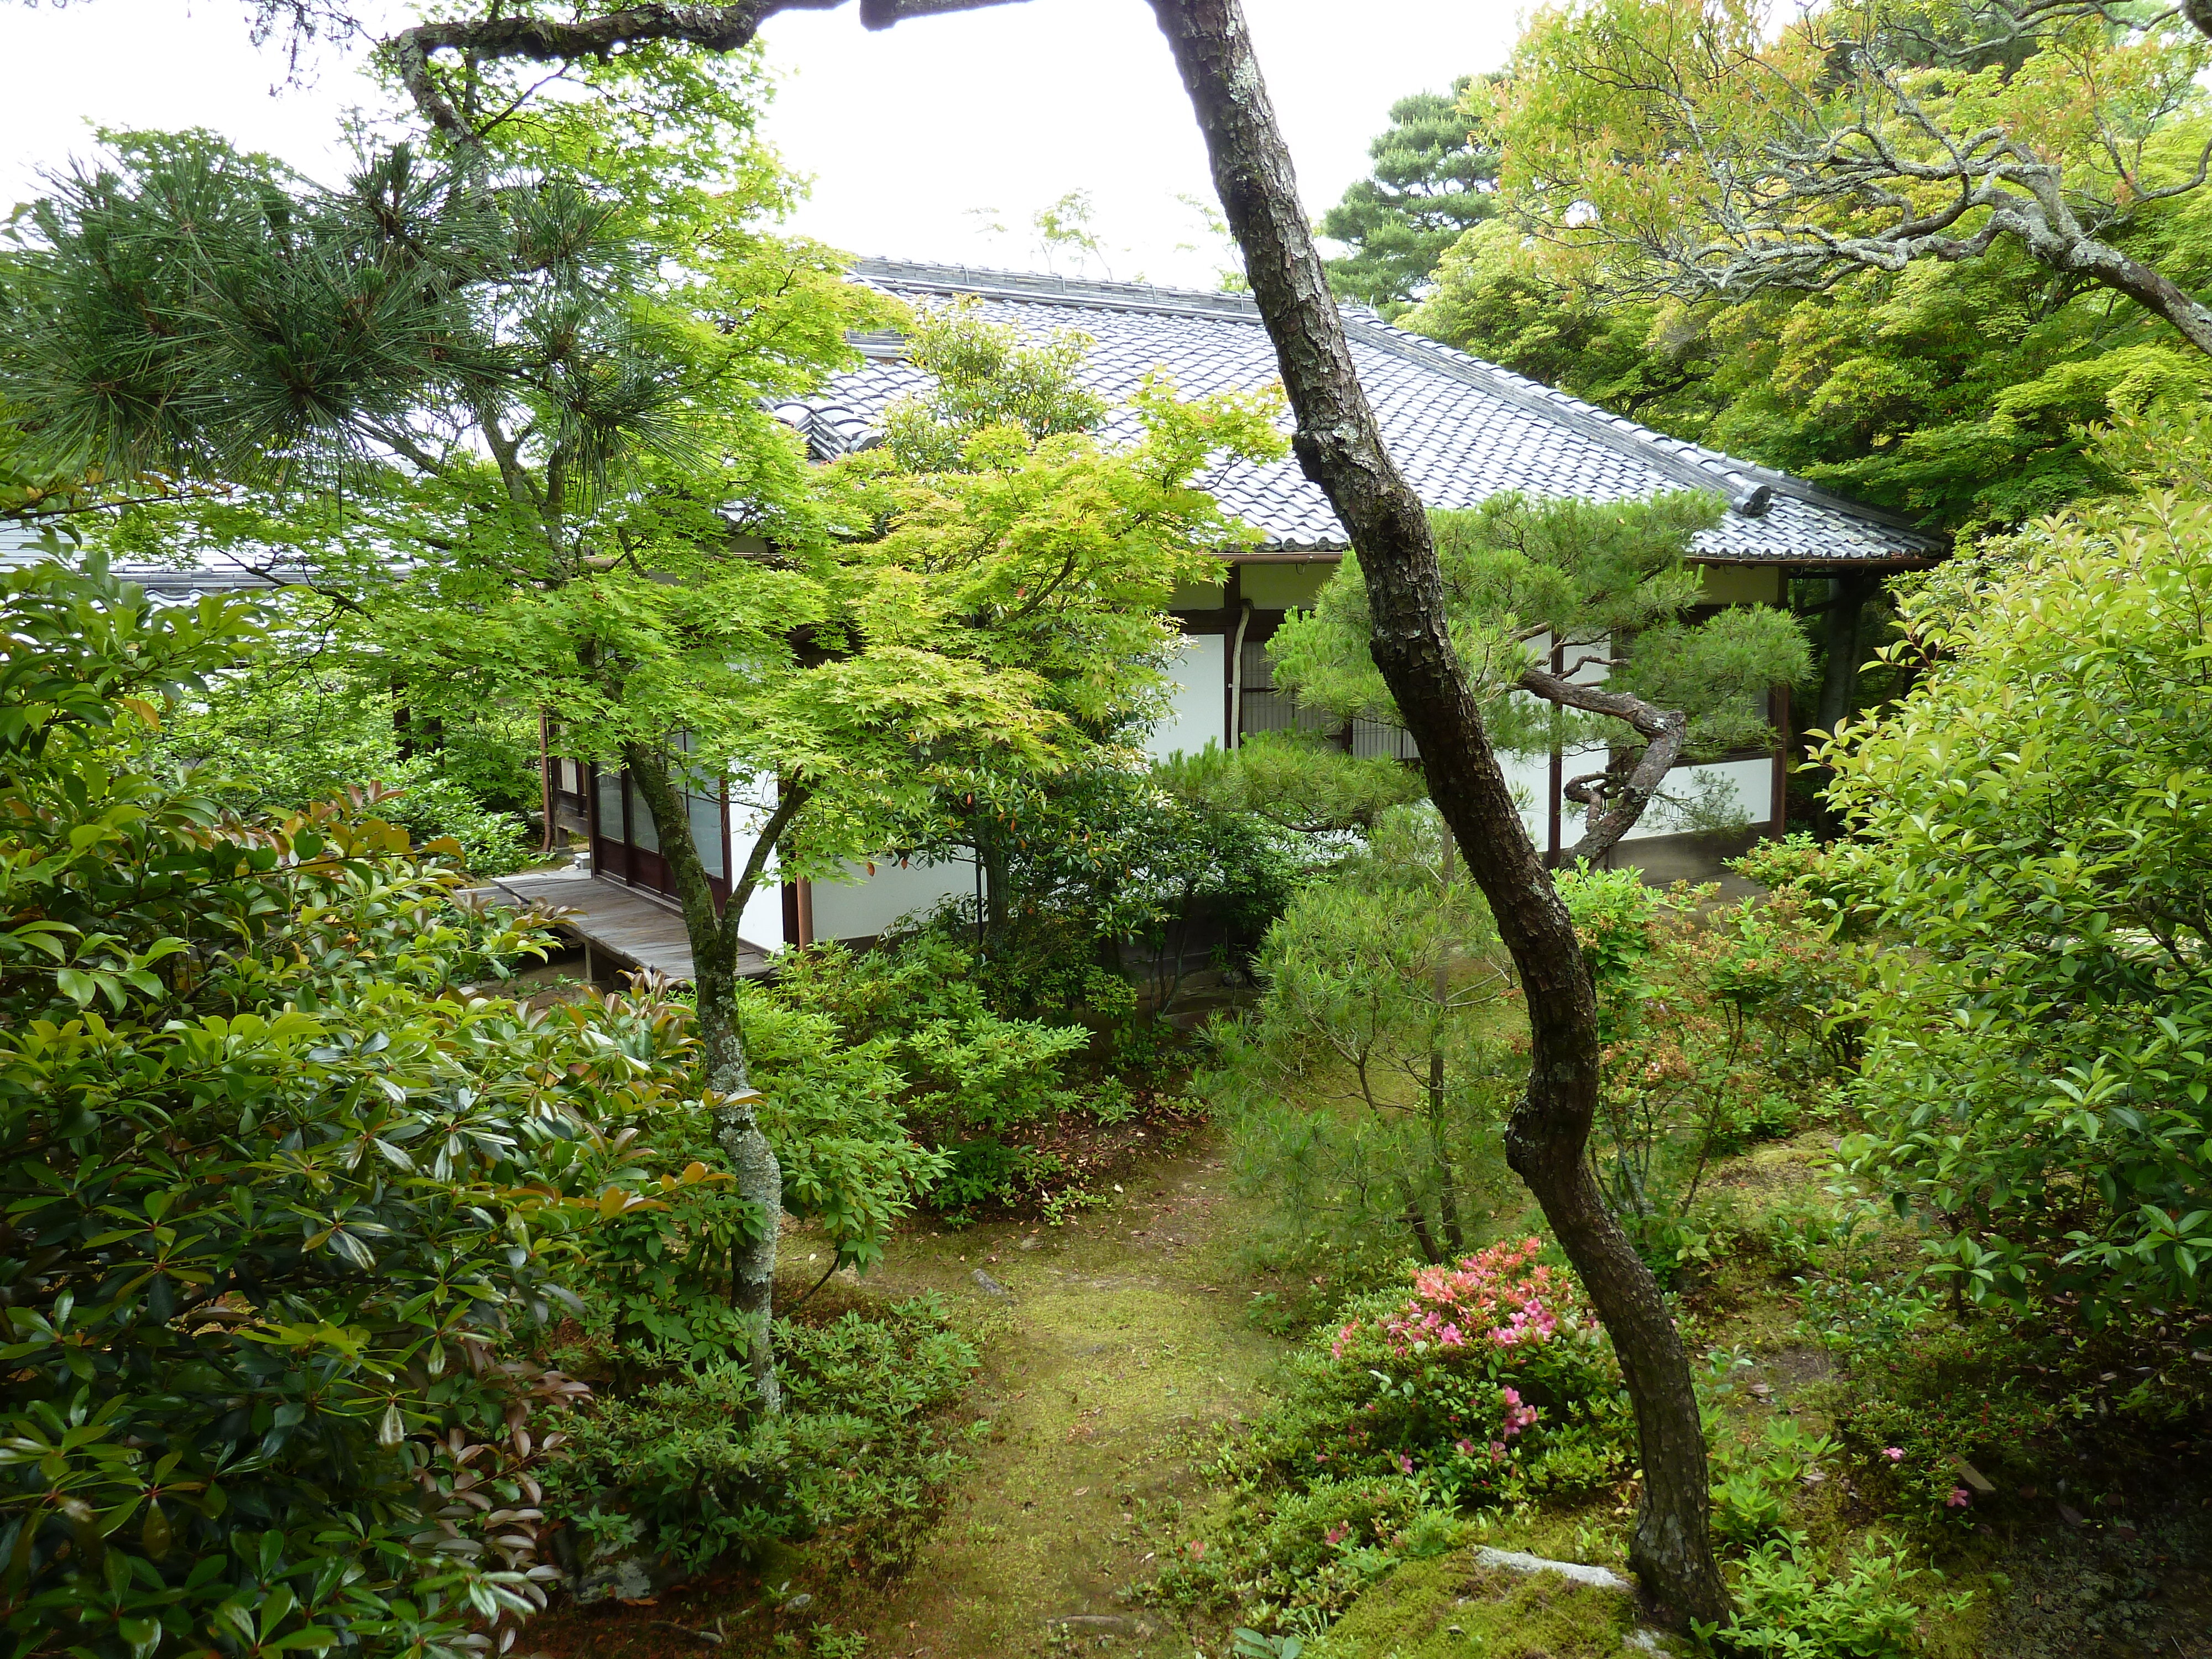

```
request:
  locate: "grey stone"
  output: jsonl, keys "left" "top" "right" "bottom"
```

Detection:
{"left": 572, "top": 1553, "right": 656, "bottom": 1606}
{"left": 1046, "top": 1614, "right": 1154, "bottom": 1636}
{"left": 1467, "top": 1550, "right": 1681, "bottom": 1655}
{"left": 973, "top": 1268, "right": 1010, "bottom": 1297}
{"left": 1473, "top": 1546, "right": 1631, "bottom": 1591}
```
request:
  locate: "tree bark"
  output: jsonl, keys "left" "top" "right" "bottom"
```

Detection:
{"left": 383, "top": 0, "right": 1030, "bottom": 147}
{"left": 623, "top": 744, "right": 782, "bottom": 1416}
{"left": 1519, "top": 665, "right": 1692, "bottom": 864}
{"left": 1431, "top": 827, "right": 1465, "bottom": 1254}
{"left": 1147, "top": 0, "right": 1729, "bottom": 1626}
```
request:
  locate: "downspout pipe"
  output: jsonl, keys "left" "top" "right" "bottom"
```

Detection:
{"left": 1228, "top": 599, "right": 1254, "bottom": 749}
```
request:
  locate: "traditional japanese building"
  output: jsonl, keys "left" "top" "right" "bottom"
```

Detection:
{"left": 8, "top": 255, "right": 1943, "bottom": 969}
{"left": 562, "top": 259, "right": 1940, "bottom": 952}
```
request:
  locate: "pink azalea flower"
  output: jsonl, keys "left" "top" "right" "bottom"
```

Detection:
{"left": 1455, "top": 1439, "right": 1476, "bottom": 1457}
{"left": 1946, "top": 1487, "right": 1971, "bottom": 1508}
{"left": 1395, "top": 1453, "right": 1415, "bottom": 1475}
{"left": 1324, "top": 1523, "right": 1350, "bottom": 1547}
{"left": 1882, "top": 1447, "right": 1905, "bottom": 1463}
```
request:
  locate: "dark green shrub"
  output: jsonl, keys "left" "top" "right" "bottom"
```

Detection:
{"left": 932, "top": 1138, "right": 1067, "bottom": 1217}
{"left": 0, "top": 561, "right": 645, "bottom": 1658}
{"left": 1826, "top": 1321, "right": 2063, "bottom": 1525}
{"left": 772, "top": 935, "right": 1088, "bottom": 1134}
{"left": 1708, "top": 1538, "right": 1964, "bottom": 1657}
{"left": 1149, "top": 1475, "right": 1460, "bottom": 1631}
{"left": 543, "top": 1300, "right": 979, "bottom": 1576}
{"left": 1555, "top": 868, "right": 1853, "bottom": 1284}
{"left": 769, "top": 935, "right": 1091, "bottom": 1211}
{"left": 1828, "top": 493, "right": 2212, "bottom": 1320}
{"left": 0, "top": 560, "right": 950, "bottom": 1657}
{"left": 155, "top": 631, "right": 539, "bottom": 875}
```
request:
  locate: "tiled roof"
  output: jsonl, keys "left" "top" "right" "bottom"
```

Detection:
{"left": 1, "top": 526, "right": 317, "bottom": 599}
{"left": 769, "top": 259, "right": 1945, "bottom": 569}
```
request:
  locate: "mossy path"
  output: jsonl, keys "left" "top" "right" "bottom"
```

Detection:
{"left": 530, "top": 1121, "right": 1295, "bottom": 1659}
{"left": 831, "top": 1123, "right": 1290, "bottom": 1658}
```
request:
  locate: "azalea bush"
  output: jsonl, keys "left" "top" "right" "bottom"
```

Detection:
{"left": 1556, "top": 866, "right": 1852, "bottom": 1280}
{"left": 1243, "top": 1239, "right": 1630, "bottom": 1506}
{"left": 545, "top": 974, "right": 947, "bottom": 1377}
{"left": 1149, "top": 1243, "right": 1628, "bottom": 1637}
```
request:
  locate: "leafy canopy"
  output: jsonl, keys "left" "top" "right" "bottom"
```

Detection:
{"left": 1387, "top": 1, "right": 2212, "bottom": 534}
{"left": 1481, "top": 0, "right": 2212, "bottom": 323}
{"left": 818, "top": 300, "right": 1286, "bottom": 928}
{"left": 1408, "top": 190, "right": 2212, "bottom": 534}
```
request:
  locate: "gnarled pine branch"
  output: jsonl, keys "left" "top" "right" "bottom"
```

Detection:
{"left": 1519, "top": 664, "right": 1691, "bottom": 863}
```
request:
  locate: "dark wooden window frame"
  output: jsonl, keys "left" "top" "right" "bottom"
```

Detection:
{"left": 582, "top": 759, "right": 732, "bottom": 912}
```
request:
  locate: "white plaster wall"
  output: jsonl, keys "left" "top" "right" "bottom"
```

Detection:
{"left": 726, "top": 765, "right": 977, "bottom": 948}
{"left": 1619, "top": 757, "right": 1775, "bottom": 841}
{"left": 1144, "top": 632, "right": 1227, "bottom": 762}
{"left": 723, "top": 774, "right": 789, "bottom": 950}
{"left": 808, "top": 855, "right": 974, "bottom": 944}
{"left": 736, "top": 865, "right": 785, "bottom": 952}
{"left": 1240, "top": 561, "right": 1333, "bottom": 611}
{"left": 1498, "top": 748, "right": 1553, "bottom": 848}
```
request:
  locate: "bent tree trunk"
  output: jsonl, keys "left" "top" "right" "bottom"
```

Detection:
{"left": 1146, "top": 0, "right": 1729, "bottom": 1626}
{"left": 623, "top": 746, "right": 791, "bottom": 1416}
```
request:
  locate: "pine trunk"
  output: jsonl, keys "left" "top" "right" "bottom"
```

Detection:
{"left": 1146, "top": 0, "right": 1730, "bottom": 1626}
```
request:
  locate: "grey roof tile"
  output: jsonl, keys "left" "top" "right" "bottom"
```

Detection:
{"left": 776, "top": 259, "right": 1944, "bottom": 569}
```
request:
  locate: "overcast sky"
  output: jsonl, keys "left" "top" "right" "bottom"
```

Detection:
{"left": 0, "top": 0, "right": 1519, "bottom": 289}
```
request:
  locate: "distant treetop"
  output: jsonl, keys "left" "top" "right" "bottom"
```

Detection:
{"left": 1319, "top": 77, "right": 1498, "bottom": 319}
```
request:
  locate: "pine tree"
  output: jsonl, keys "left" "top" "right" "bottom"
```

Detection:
{"left": 1319, "top": 79, "right": 1498, "bottom": 318}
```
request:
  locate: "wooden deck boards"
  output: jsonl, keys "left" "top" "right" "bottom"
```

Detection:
{"left": 485, "top": 868, "right": 775, "bottom": 984}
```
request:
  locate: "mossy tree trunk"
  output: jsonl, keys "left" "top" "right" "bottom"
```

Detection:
{"left": 624, "top": 746, "right": 807, "bottom": 1416}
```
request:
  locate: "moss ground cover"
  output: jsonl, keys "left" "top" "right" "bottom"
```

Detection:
{"left": 521, "top": 1118, "right": 2211, "bottom": 1659}
{"left": 524, "top": 1121, "right": 1300, "bottom": 1659}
